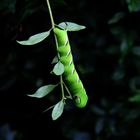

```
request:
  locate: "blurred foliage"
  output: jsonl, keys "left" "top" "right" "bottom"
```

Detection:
{"left": 0, "top": 0, "right": 140, "bottom": 140}
{"left": 126, "top": 0, "right": 140, "bottom": 12}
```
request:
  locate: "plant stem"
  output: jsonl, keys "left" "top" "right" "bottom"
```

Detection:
{"left": 46, "top": 0, "right": 65, "bottom": 100}
{"left": 46, "top": 0, "right": 59, "bottom": 52}
{"left": 46, "top": 0, "right": 55, "bottom": 28}
{"left": 63, "top": 82, "right": 72, "bottom": 99}
{"left": 60, "top": 75, "right": 65, "bottom": 99}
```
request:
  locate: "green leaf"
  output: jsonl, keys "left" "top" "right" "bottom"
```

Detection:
{"left": 108, "top": 12, "right": 125, "bottom": 24}
{"left": 58, "top": 22, "right": 86, "bottom": 31}
{"left": 51, "top": 55, "right": 59, "bottom": 64}
{"left": 120, "top": 39, "right": 128, "bottom": 53}
{"left": 126, "top": 0, "right": 140, "bottom": 12}
{"left": 52, "top": 100, "right": 64, "bottom": 120}
{"left": 28, "top": 84, "right": 57, "bottom": 98}
{"left": 129, "top": 94, "right": 140, "bottom": 102}
{"left": 16, "top": 29, "right": 51, "bottom": 45}
{"left": 53, "top": 61, "right": 64, "bottom": 75}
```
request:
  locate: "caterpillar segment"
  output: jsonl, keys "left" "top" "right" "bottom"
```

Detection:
{"left": 57, "top": 43, "right": 70, "bottom": 56}
{"left": 53, "top": 27, "right": 88, "bottom": 108}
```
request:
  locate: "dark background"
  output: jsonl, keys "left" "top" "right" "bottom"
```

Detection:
{"left": 0, "top": 0, "right": 140, "bottom": 140}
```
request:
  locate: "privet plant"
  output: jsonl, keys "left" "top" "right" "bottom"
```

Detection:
{"left": 17, "top": 0, "right": 88, "bottom": 120}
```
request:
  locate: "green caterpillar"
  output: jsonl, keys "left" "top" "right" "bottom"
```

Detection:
{"left": 53, "top": 27, "right": 88, "bottom": 108}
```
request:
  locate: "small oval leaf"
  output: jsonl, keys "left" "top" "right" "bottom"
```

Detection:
{"left": 53, "top": 61, "right": 64, "bottom": 75}
{"left": 108, "top": 12, "right": 125, "bottom": 24}
{"left": 58, "top": 22, "right": 86, "bottom": 31}
{"left": 17, "top": 29, "right": 51, "bottom": 45}
{"left": 28, "top": 84, "right": 57, "bottom": 98}
{"left": 51, "top": 55, "right": 59, "bottom": 64}
{"left": 52, "top": 100, "right": 64, "bottom": 120}
{"left": 127, "top": 0, "right": 140, "bottom": 12}
{"left": 129, "top": 94, "right": 140, "bottom": 102}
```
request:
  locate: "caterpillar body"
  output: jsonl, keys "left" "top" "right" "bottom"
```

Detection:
{"left": 53, "top": 27, "right": 88, "bottom": 108}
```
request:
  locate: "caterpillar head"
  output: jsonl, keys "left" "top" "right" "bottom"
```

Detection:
{"left": 73, "top": 90, "right": 88, "bottom": 108}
